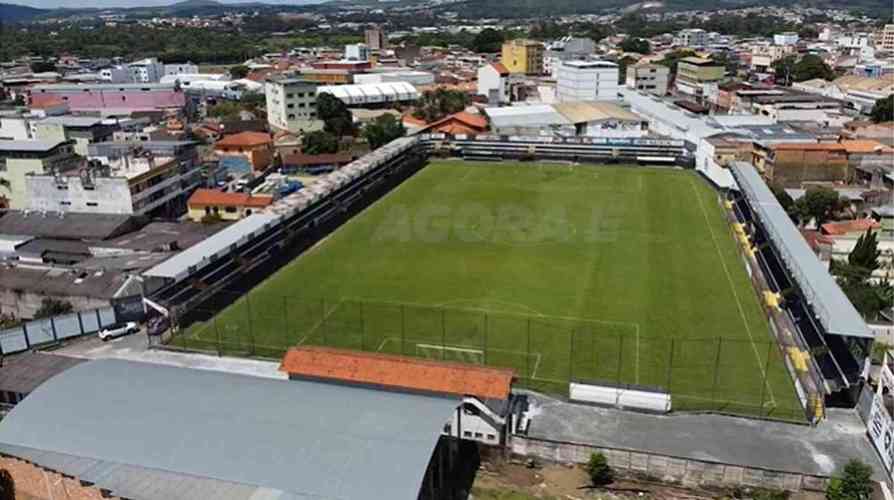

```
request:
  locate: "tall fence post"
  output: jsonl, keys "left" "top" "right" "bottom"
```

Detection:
{"left": 360, "top": 301, "right": 365, "bottom": 352}
{"left": 666, "top": 339, "right": 675, "bottom": 394}
{"left": 759, "top": 340, "right": 773, "bottom": 417}
{"left": 483, "top": 312, "right": 488, "bottom": 365}
{"left": 526, "top": 318, "right": 531, "bottom": 377}
{"left": 50, "top": 317, "right": 58, "bottom": 342}
{"left": 617, "top": 334, "right": 624, "bottom": 386}
{"left": 246, "top": 293, "right": 255, "bottom": 356}
{"left": 440, "top": 308, "right": 446, "bottom": 360}
{"left": 711, "top": 337, "right": 723, "bottom": 406}
{"left": 215, "top": 315, "right": 222, "bottom": 357}
{"left": 400, "top": 304, "right": 406, "bottom": 355}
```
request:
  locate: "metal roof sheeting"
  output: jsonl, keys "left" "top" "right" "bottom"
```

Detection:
{"left": 485, "top": 104, "right": 571, "bottom": 129}
{"left": 0, "top": 359, "right": 458, "bottom": 500}
{"left": 317, "top": 82, "right": 419, "bottom": 105}
{"left": 730, "top": 161, "right": 873, "bottom": 338}
{"left": 143, "top": 213, "right": 278, "bottom": 281}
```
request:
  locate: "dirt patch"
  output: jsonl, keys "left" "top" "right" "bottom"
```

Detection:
{"left": 472, "top": 455, "right": 818, "bottom": 500}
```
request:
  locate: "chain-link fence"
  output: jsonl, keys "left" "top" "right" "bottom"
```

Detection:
{"left": 171, "top": 291, "right": 806, "bottom": 422}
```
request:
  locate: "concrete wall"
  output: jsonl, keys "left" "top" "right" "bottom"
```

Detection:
{"left": 26, "top": 175, "right": 134, "bottom": 214}
{"left": 0, "top": 289, "right": 109, "bottom": 321}
{"left": 510, "top": 436, "right": 829, "bottom": 492}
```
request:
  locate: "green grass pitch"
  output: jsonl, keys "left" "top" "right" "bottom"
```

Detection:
{"left": 179, "top": 160, "right": 802, "bottom": 421}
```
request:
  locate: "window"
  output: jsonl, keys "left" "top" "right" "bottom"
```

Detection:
{"left": 487, "top": 434, "right": 496, "bottom": 440}
{"left": 287, "top": 104, "right": 294, "bottom": 109}
{"left": 224, "top": 206, "right": 237, "bottom": 213}
{"left": 286, "top": 93, "right": 294, "bottom": 99}
{"left": 288, "top": 114, "right": 296, "bottom": 120}
{"left": 86, "top": 202, "right": 98, "bottom": 207}
{"left": 463, "top": 431, "right": 472, "bottom": 437}
{"left": 60, "top": 201, "right": 71, "bottom": 206}
{"left": 205, "top": 207, "right": 211, "bottom": 215}
{"left": 474, "top": 432, "right": 483, "bottom": 438}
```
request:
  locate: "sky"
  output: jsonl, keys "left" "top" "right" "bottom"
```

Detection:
{"left": 8, "top": 0, "right": 322, "bottom": 9}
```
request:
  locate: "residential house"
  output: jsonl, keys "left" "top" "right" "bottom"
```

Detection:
{"left": 215, "top": 131, "right": 274, "bottom": 171}
{"left": 417, "top": 112, "right": 489, "bottom": 135}
{"left": 187, "top": 189, "right": 274, "bottom": 222}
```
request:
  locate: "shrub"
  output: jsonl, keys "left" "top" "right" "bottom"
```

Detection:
{"left": 586, "top": 452, "right": 614, "bottom": 486}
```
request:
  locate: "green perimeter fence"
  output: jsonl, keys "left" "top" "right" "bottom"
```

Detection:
{"left": 171, "top": 292, "right": 805, "bottom": 422}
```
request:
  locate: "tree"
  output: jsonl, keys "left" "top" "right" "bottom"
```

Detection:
{"left": 34, "top": 297, "right": 73, "bottom": 319}
{"left": 772, "top": 55, "right": 798, "bottom": 85}
{"left": 413, "top": 89, "right": 469, "bottom": 123}
{"left": 301, "top": 130, "right": 339, "bottom": 155}
{"left": 792, "top": 187, "right": 839, "bottom": 226}
{"left": 229, "top": 65, "right": 250, "bottom": 79}
{"left": 657, "top": 49, "right": 697, "bottom": 76}
{"left": 0, "top": 311, "right": 18, "bottom": 329}
{"left": 870, "top": 95, "right": 893, "bottom": 123}
{"left": 619, "top": 37, "right": 650, "bottom": 54}
{"left": 207, "top": 101, "right": 243, "bottom": 121}
{"left": 0, "top": 469, "right": 13, "bottom": 500}
{"left": 849, "top": 229, "right": 882, "bottom": 274}
{"left": 776, "top": 54, "right": 835, "bottom": 84}
{"left": 363, "top": 114, "right": 406, "bottom": 150}
{"left": 798, "top": 26, "right": 819, "bottom": 39}
{"left": 471, "top": 28, "right": 505, "bottom": 53}
{"left": 826, "top": 459, "right": 873, "bottom": 500}
{"left": 585, "top": 452, "right": 614, "bottom": 486}
{"left": 316, "top": 92, "right": 355, "bottom": 138}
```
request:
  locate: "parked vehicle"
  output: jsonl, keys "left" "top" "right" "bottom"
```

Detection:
{"left": 98, "top": 322, "right": 139, "bottom": 341}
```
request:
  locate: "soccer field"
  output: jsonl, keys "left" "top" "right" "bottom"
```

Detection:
{"left": 178, "top": 160, "right": 803, "bottom": 420}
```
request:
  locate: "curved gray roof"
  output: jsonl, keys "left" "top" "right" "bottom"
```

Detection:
{"left": 0, "top": 359, "right": 457, "bottom": 500}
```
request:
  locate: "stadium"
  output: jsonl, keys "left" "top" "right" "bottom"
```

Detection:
{"left": 143, "top": 134, "right": 857, "bottom": 423}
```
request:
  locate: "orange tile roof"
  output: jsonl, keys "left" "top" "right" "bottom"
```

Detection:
{"left": 0, "top": 457, "right": 114, "bottom": 500}
{"left": 215, "top": 131, "right": 272, "bottom": 148}
{"left": 839, "top": 140, "right": 894, "bottom": 154}
{"left": 280, "top": 346, "right": 515, "bottom": 400}
{"left": 491, "top": 63, "right": 510, "bottom": 75}
{"left": 820, "top": 218, "right": 881, "bottom": 235}
{"left": 419, "top": 111, "right": 489, "bottom": 134}
{"left": 188, "top": 188, "right": 274, "bottom": 208}
{"left": 772, "top": 142, "right": 847, "bottom": 152}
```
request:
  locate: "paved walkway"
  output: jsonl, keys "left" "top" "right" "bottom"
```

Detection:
{"left": 53, "top": 332, "right": 284, "bottom": 380}
{"left": 525, "top": 392, "right": 885, "bottom": 480}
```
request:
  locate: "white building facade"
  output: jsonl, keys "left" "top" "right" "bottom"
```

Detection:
{"left": 477, "top": 63, "right": 510, "bottom": 104}
{"left": 556, "top": 60, "right": 619, "bottom": 102}
{"left": 98, "top": 66, "right": 131, "bottom": 84}
{"left": 344, "top": 43, "right": 370, "bottom": 62}
{"left": 164, "top": 63, "right": 199, "bottom": 77}
{"left": 128, "top": 58, "right": 165, "bottom": 83}
{"left": 265, "top": 77, "right": 324, "bottom": 134}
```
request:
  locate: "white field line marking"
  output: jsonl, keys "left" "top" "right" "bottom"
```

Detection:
{"left": 305, "top": 298, "right": 346, "bottom": 340}
{"left": 689, "top": 178, "right": 775, "bottom": 405}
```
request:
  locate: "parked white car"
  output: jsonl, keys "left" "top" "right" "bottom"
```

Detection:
{"left": 98, "top": 322, "right": 139, "bottom": 341}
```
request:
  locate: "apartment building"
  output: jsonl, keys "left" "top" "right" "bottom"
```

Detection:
{"left": 0, "top": 140, "right": 79, "bottom": 209}
{"left": 557, "top": 60, "right": 619, "bottom": 102}
{"left": 128, "top": 58, "right": 165, "bottom": 83}
{"left": 678, "top": 29, "right": 707, "bottom": 48}
{"left": 675, "top": 57, "right": 725, "bottom": 101}
{"left": 625, "top": 63, "right": 669, "bottom": 96}
{"left": 25, "top": 140, "right": 202, "bottom": 217}
{"left": 365, "top": 27, "right": 386, "bottom": 50}
{"left": 501, "top": 39, "right": 545, "bottom": 75}
{"left": 477, "top": 63, "right": 511, "bottom": 104}
{"left": 265, "top": 76, "right": 324, "bottom": 134}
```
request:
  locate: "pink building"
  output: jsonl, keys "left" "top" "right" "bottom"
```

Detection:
{"left": 30, "top": 83, "right": 187, "bottom": 114}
